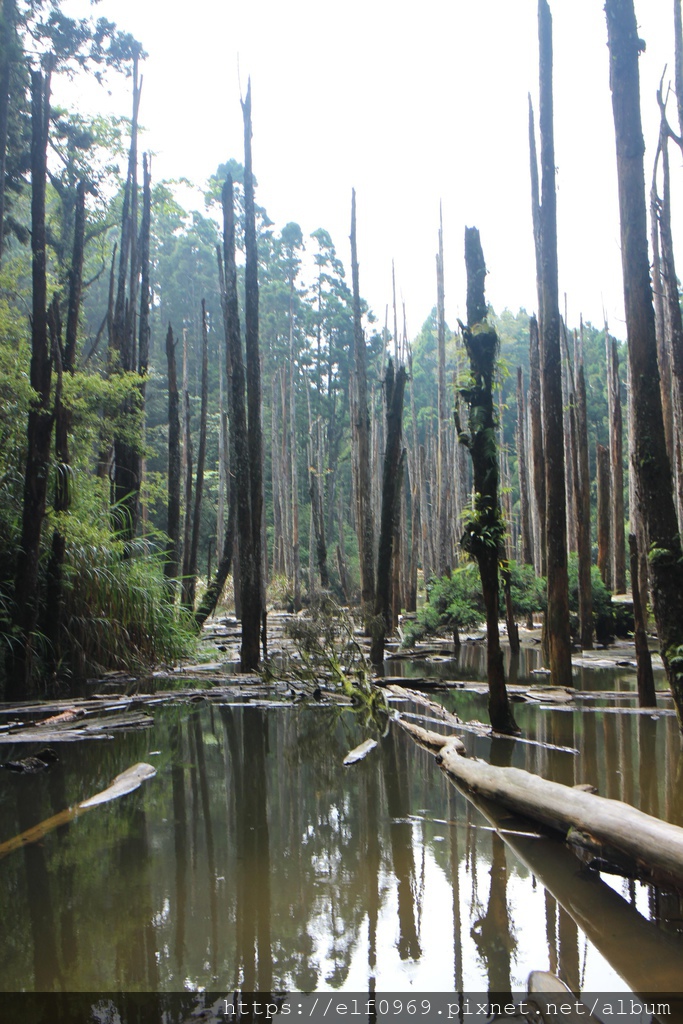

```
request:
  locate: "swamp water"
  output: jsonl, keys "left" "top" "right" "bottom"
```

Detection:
{"left": 1, "top": 648, "right": 683, "bottom": 1004}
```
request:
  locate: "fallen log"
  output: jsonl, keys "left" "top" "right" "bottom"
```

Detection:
{"left": 464, "top": 791, "right": 683, "bottom": 1005}
{"left": 437, "top": 744, "right": 683, "bottom": 892}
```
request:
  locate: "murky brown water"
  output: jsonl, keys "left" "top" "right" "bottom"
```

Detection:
{"left": 1, "top": 652, "right": 682, "bottom": 999}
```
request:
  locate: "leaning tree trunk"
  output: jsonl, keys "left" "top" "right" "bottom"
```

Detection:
{"left": 534, "top": 0, "right": 572, "bottom": 687}
{"left": 605, "top": 0, "right": 683, "bottom": 730}
{"left": 6, "top": 70, "right": 53, "bottom": 700}
{"left": 456, "top": 227, "right": 518, "bottom": 735}
{"left": 370, "top": 359, "right": 407, "bottom": 666}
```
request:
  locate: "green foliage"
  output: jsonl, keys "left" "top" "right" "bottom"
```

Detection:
{"left": 503, "top": 561, "right": 546, "bottom": 617}
{"left": 60, "top": 531, "right": 197, "bottom": 680}
{"left": 402, "top": 565, "right": 485, "bottom": 646}
{"left": 283, "top": 597, "right": 386, "bottom": 721}
{"left": 567, "top": 553, "right": 617, "bottom": 644}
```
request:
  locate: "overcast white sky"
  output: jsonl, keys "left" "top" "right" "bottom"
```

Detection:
{"left": 58, "top": 0, "right": 681, "bottom": 338}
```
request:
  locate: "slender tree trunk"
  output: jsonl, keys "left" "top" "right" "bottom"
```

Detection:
{"left": 629, "top": 534, "right": 656, "bottom": 708}
{"left": 350, "top": 189, "right": 375, "bottom": 624}
{"left": 596, "top": 443, "right": 612, "bottom": 589}
{"left": 371, "top": 360, "right": 407, "bottom": 665}
{"left": 436, "top": 209, "right": 450, "bottom": 576}
{"left": 44, "top": 181, "right": 85, "bottom": 667}
{"left": 516, "top": 368, "right": 533, "bottom": 566}
{"left": 180, "top": 388, "right": 194, "bottom": 605}
{"left": 289, "top": 281, "right": 301, "bottom": 610}
{"left": 607, "top": 337, "right": 626, "bottom": 591}
{"left": 242, "top": 83, "right": 266, "bottom": 664}
{"left": 165, "top": 325, "right": 181, "bottom": 594}
{"left": 458, "top": 227, "right": 518, "bottom": 735}
{"left": 185, "top": 300, "right": 209, "bottom": 610}
{"left": 6, "top": 70, "right": 52, "bottom": 698}
{"left": 0, "top": 0, "right": 16, "bottom": 265}
{"left": 606, "top": 0, "right": 683, "bottom": 728}
{"left": 536, "top": 0, "right": 572, "bottom": 686}
{"left": 575, "top": 352, "right": 593, "bottom": 649}
{"left": 528, "top": 315, "right": 546, "bottom": 576}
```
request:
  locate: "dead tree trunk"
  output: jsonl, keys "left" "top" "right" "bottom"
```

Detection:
{"left": 185, "top": 300, "right": 209, "bottom": 610}
{"left": 596, "top": 443, "right": 612, "bottom": 589}
{"left": 165, "top": 325, "right": 181, "bottom": 594}
{"left": 456, "top": 227, "right": 518, "bottom": 736}
{"left": 535, "top": 0, "right": 572, "bottom": 687}
{"left": 528, "top": 315, "right": 546, "bottom": 576}
{"left": 350, "top": 189, "right": 375, "bottom": 625}
{"left": 606, "top": 0, "right": 683, "bottom": 730}
{"left": 607, "top": 334, "right": 626, "bottom": 591}
{"left": 574, "top": 349, "right": 593, "bottom": 649}
{"left": 436, "top": 209, "right": 450, "bottom": 576}
{"left": 234, "top": 87, "right": 265, "bottom": 666}
{"left": 44, "top": 179, "right": 86, "bottom": 666}
{"left": 6, "top": 70, "right": 53, "bottom": 699}
{"left": 629, "top": 533, "right": 656, "bottom": 707}
{"left": 370, "top": 360, "right": 407, "bottom": 665}
{"left": 516, "top": 368, "right": 534, "bottom": 566}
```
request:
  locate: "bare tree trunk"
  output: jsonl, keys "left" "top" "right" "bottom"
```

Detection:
{"left": 350, "top": 190, "right": 375, "bottom": 624}
{"left": 606, "top": 0, "right": 683, "bottom": 729}
{"left": 165, "top": 325, "right": 181, "bottom": 594}
{"left": 516, "top": 368, "right": 533, "bottom": 566}
{"left": 575, "top": 347, "right": 593, "bottom": 649}
{"left": 629, "top": 534, "right": 656, "bottom": 707}
{"left": 607, "top": 337, "right": 626, "bottom": 591}
{"left": 436, "top": 209, "right": 450, "bottom": 576}
{"left": 180, "top": 388, "right": 193, "bottom": 605}
{"left": 597, "top": 443, "right": 612, "bottom": 589}
{"left": 289, "top": 281, "right": 301, "bottom": 610}
{"left": 0, "top": 0, "right": 17, "bottom": 265}
{"left": 6, "top": 70, "right": 53, "bottom": 699}
{"left": 241, "top": 84, "right": 266, "bottom": 664}
{"left": 185, "top": 300, "right": 209, "bottom": 610}
{"left": 457, "top": 227, "right": 518, "bottom": 735}
{"left": 528, "top": 315, "right": 546, "bottom": 576}
{"left": 371, "top": 360, "right": 407, "bottom": 666}
{"left": 45, "top": 181, "right": 86, "bottom": 664}
{"left": 536, "top": 0, "right": 572, "bottom": 687}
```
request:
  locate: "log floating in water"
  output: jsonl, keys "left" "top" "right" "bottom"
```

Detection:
{"left": 0, "top": 762, "right": 156, "bottom": 859}
{"left": 437, "top": 744, "right": 683, "bottom": 892}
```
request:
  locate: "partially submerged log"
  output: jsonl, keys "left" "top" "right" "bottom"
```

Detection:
{"left": 468, "top": 791, "right": 683, "bottom": 1002}
{"left": 0, "top": 762, "right": 156, "bottom": 860}
{"left": 438, "top": 744, "right": 683, "bottom": 892}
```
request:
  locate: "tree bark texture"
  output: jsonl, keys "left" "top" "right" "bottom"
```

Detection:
{"left": 165, "top": 325, "right": 181, "bottom": 592}
{"left": 629, "top": 533, "right": 656, "bottom": 708}
{"left": 574, "top": 358, "right": 593, "bottom": 649}
{"left": 370, "top": 359, "right": 407, "bottom": 665}
{"left": 596, "top": 443, "right": 612, "bottom": 589}
{"left": 516, "top": 368, "right": 533, "bottom": 566}
{"left": 457, "top": 227, "right": 518, "bottom": 735}
{"left": 223, "top": 174, "right": 260, "bottom": 671}
{"left": 607, "top": 336, "right": 626, "bottom": 591}
{"left": 537, "top": 0, "right": 572, "bottom": 687}
{"left": 606, "top": 0, "right": 683, "bottom": 729}
{"left": 528, "top": 315, "right": 546, "bottom": 576}
{"left": 350, "top": 189, "right": 375, "bottom": 624}
{"left": 186, "top": 299, "right": 209, "bottom": 610}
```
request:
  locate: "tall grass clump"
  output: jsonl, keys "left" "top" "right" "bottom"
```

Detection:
{"left": 63, "top": 533, "right": 197, "bottom": 679}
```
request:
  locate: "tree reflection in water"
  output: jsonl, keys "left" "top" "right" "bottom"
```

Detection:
{"left": 0, "top": 691, "right": 683, "bottom": 996}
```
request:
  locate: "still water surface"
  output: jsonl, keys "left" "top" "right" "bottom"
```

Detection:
{"left": 1, "top": 649, "right": 682, "bottom": 995}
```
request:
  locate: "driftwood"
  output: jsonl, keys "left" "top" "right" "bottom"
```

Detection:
{"left": 343, "top": 738, "right": 378, "bottom": 766}
{"left": 0, "top": 710, "right": 154, "bottom": 743}
{"left": 438, "top": 743, "right": 683, "bottom": 892}
{"left": 0, "top": 762, "right": 156, "bottom": 859}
